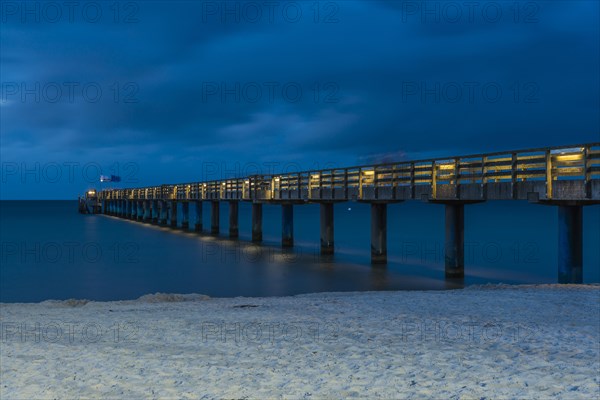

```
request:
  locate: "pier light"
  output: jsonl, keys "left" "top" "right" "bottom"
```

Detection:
{"left": 555, "top": 153, "right": 584, "bottom": 162}
{"left": 438, "top": 163, "right": 455, "bottom": 170}
{"left": 275, "top": 177, "right": 280, "bottom": 182}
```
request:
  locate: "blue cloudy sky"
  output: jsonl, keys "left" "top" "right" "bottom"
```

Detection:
{"left": 1, "top": 0, "right": 599, "bottom": 199}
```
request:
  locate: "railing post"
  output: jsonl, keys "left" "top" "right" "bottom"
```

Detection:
{"left": 374, "top": 167, "right": 379, "bottom": 200}
{"left": 511, "top": 153, "right": 517, "bottom": 199}
{"left": 410, "top": 163, "right": 415, "bottom": 199}
{"left": 545, "top": 149, "right": 553, "bottom": 199}
{"left": 392, "top": 164, "right": 397, "bottom": 200}
{"left": 344, "top": 169, "right": 349, "bottom": 200}
{"left": 432, "top": 162, "right": 437, "bottom": 199}
{"left": 359, "top": 168, "right": 363, "bottom": 200}
{"left": 454, "top": 158, "right": 460, "bottom": 199}
{"left": 481, "top": 156, "right": 487, "bottom": 200}
{"left": 584, "top": 146, "right": 591, "bottom": 199}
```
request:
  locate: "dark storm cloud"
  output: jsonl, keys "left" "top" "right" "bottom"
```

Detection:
{"left": 1, "top": 0, "right": 598, "bottom": 198}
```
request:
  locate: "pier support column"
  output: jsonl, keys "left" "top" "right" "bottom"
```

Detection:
{"left": 159, "top": 201, "right": 168, "bottom": 226}
{"left": 444, "top": 203, "right": 465, "bottom": 278}
{"left": 211, "top": 201, "right": 220, "bottom": 235}
{"left": 130, "top": 201, "right": 136, "bottom": 219}
{"left": 558, "top": 205, "right": 583, "bottom": 284}
{"left": 143, "top": 201, "right": 151, "bottom": 222}
{"left": 371, "top": 203, "right": 387, "bottom": 264}
{"left": 229, "top": 201, "right": 239, "bottom": 238}
{"left": 282, "top": 203, "right": 294, "bottom": 248}
{"left": 151, "top": 201, "right": 159, "bottom": 224}
{"left": 181, "top": 202, "right": 190, "bottom": 230}
{"left": 320, "top": 203, "right": 334, "bottom": 255}
{"left": 170, "top": 201, "right": 178, "bottom": 228}
{"left": 137, "top": 201, "right": 144, "bottom": 221}
{"left": 252, "top": 203, "right": 263, "bottom": 242}
{"left": 194, "top": 201, "right": 203, "bottom": 232}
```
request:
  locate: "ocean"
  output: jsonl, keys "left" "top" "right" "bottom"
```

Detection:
{"left": 1, "top": 200, "right": 598, "bottom": 302}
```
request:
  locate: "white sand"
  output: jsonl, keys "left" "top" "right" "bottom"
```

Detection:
{"left": 1, "top": 285, "right": 598, "bottom": 399}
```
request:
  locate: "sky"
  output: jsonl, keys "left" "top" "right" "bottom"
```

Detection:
{"left": 1, "top": 0, "right": 599, "bottom": 199}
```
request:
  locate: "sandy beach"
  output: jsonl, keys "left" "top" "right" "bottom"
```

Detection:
{"left": 1, "top": 285, "right": 598, "bottom": 399}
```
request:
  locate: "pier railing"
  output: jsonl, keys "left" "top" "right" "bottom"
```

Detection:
{"left": 100, "top": 143, "right": 600, "bottom": 203}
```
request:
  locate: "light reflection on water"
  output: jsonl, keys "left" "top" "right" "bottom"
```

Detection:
{"left": 1, "top": 200, "right": 598, "bottom": 302}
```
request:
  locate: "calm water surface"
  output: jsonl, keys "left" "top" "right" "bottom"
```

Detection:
{"left": 1, "top": 201, "right": 598, "bottom": 302}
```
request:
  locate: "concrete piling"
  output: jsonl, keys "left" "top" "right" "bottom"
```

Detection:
{"left": 320, "top": 203, "right": 334, "bottom": 255}
{"left": 282, "top": 203, "right": 294, "bottom": 247}
{"left": 371, "top": 203, "right": 387, "bottom": 264}
{"left": 444, "top": 203, "right": 465, "bottom": 278}
{"left": 252, "top": 203, "right": 263, "bottom": 242}
{"left": 558, "top": 205, "right": 583, "bottom": 284}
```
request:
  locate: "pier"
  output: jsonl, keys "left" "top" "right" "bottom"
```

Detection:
{"left": 97, "top": 143, "right": 600, "bottom": 283}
